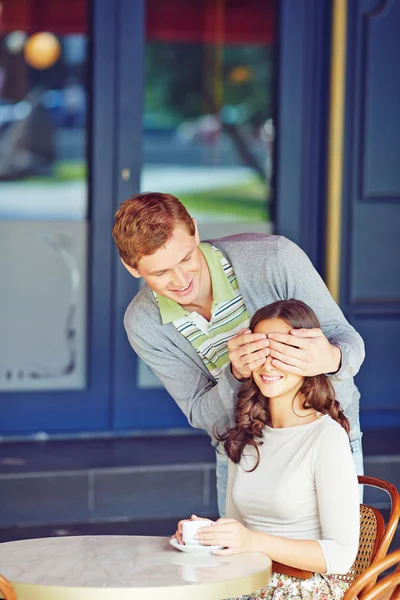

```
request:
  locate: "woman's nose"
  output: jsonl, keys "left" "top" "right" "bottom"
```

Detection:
{"left": 264, "top": 354, "right": 274, "bottom": 370}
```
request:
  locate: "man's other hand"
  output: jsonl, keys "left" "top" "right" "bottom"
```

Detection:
{"left": 228, "top": 328, "right": 270, "bottom": 381}
{"left": 267, "top": 328, "right": 342, "bottom": 377}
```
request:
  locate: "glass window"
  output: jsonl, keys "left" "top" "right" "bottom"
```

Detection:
{"left": 138, "top": 0, "right": 276, "bottom": 388}
{"left": 0, "top": 0, "right": 88, "bottom": 390}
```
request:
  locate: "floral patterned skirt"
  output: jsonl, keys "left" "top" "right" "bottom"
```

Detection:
{"left": 225, "top": 572, "right": 350, "bottom": 600}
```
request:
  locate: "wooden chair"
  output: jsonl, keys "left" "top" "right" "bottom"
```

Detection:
{"left": 342, "top": 549, "right": 400, "bottom": 600}
{"left": 0, "top": 575, "right": 17, "bottom": 600}
{"left": 335, "top": 476, "right": 400, "bottom": 593}
{"left": 273, "top": 475, "right": 400, "bottom": 586}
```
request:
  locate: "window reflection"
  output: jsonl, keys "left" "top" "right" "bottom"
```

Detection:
{"left": 138, "top": 0, "right": 276, "bottom": 388}
{"left": 0, "top": 0, "right": 88, "bottom": 391}
{"left": 0, "top": 26, "right": 87, "bottom": 218}
{"left": 143, "top": 42, "right": 274, "bottom": 228}
{"left": 142, "top": 0, "right": 275, "bottom": 233}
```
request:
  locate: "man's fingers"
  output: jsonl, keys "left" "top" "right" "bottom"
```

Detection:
{"left": 229, "top": 332, "right": 267, "bottom": 350}
{"left": 247, "top": 357, "right": 268, "bottom": 372}
{"left": 229, "top": 339, "right": 270, "bottom": 378}
{"left": 269, "top": 350, "right": 304, "bottom": 369}
{"left": 229, "top": 340, "right": 269, "bottom": 361}
{"left": 241, "top": 347, "right": 270, "bottom": 366}
{"left": 289, "top": 327, "right": 322, "bottom": 338}
{"left": 269, "top": 341, "right": 306, "bottom": 361}
{"left": 242, "top": 339, "right": 270, "bottom": 356}
{"left": 267, "top": 332, "right": 308, "bottom": 349}
{"left": 271, "top": 359, "right": 305, "bottom": 375}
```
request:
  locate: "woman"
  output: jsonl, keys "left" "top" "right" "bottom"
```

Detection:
{"left": 174, "top": 299, "right": 360, "bottom": 600}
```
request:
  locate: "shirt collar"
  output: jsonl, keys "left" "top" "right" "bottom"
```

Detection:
{"left": 155, "top": 243, "right": 235, "bottom": 324}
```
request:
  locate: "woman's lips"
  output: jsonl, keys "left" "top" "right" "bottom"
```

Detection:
{"left": 260, "top": 374, "right": 283, "bottom": 384}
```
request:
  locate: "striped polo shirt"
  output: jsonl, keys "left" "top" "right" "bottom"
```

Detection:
{"left": 154, "top": 243, "right": 250, "bottom": 379}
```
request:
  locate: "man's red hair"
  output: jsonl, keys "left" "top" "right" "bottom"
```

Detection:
{"left": 112, "top": 192, "right": 195, "bottom": 269}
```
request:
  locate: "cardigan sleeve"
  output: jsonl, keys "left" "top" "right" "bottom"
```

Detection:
{"left": 124, "top": 302, "right": 241, "bottom": 439}
{"left": 276, "top": 237, "right": 365, "bottom": 383}
{"left": 314, "top": 425, "right": 360, "bottom": 574}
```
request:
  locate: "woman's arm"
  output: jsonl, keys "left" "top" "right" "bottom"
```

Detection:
{"left": 313, "top": 425, "right": 360, "bottom": 574}
{"left": 246, "top": 532, "right": 327, "bottom": 572}
{"left": 196, "top": 519, "right": 327, "bottom": 572}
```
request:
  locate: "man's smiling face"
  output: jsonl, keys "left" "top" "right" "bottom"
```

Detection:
{"left": 122, "top": 222, "right": 207, "bottom": 306}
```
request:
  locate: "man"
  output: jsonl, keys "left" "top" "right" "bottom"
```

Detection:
{"left": 112, "top": 192, "right": 365, "bottom": 516}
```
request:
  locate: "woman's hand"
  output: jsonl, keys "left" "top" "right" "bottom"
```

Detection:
{"left": 172, "top": 514, "right": 210, "bottom": 545}
{"left": 195, "top": 518, "right": 255, "bottom": 556}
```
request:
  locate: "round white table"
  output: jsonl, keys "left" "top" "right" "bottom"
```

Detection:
{"left": 0, "top": 535, "right": 272, "bottom": 599}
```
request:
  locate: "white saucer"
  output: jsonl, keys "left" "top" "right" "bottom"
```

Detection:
{"left": 169, "top": 538, "right": 223, "bottom": 554}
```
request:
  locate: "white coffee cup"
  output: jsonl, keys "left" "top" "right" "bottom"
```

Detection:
{"left": 182, "top": 519, "right": 214, "bottom": 546}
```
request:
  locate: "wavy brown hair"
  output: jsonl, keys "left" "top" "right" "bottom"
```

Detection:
{"left": 217, "top": 299, "right": 349, "bottom": 471}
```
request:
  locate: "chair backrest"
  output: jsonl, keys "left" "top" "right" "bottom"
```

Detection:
{"left": 335, "top": 503, "right": 385, "bottom": 584}
{"left": 357, "top": 475, "right": 400, "bottom": 593}
{"left": 359, "top": 476, "right": 400, "bottom": 561}
{"left": 336, "top": 475, "right": 400, "bottom": 596}
{"left": 341, "top": 549, "right": 400, "bottom": 600}
{"left": 0, "top": 574, "right": 17, "bottom": 600}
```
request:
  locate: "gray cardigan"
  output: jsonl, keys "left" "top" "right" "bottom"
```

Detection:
{"left": 124, "top": 234, "right": 365, "bottom": 440}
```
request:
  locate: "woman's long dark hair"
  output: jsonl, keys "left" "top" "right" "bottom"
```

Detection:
{"left": 217, "top": 299, "right": 349, "bottom": 471}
